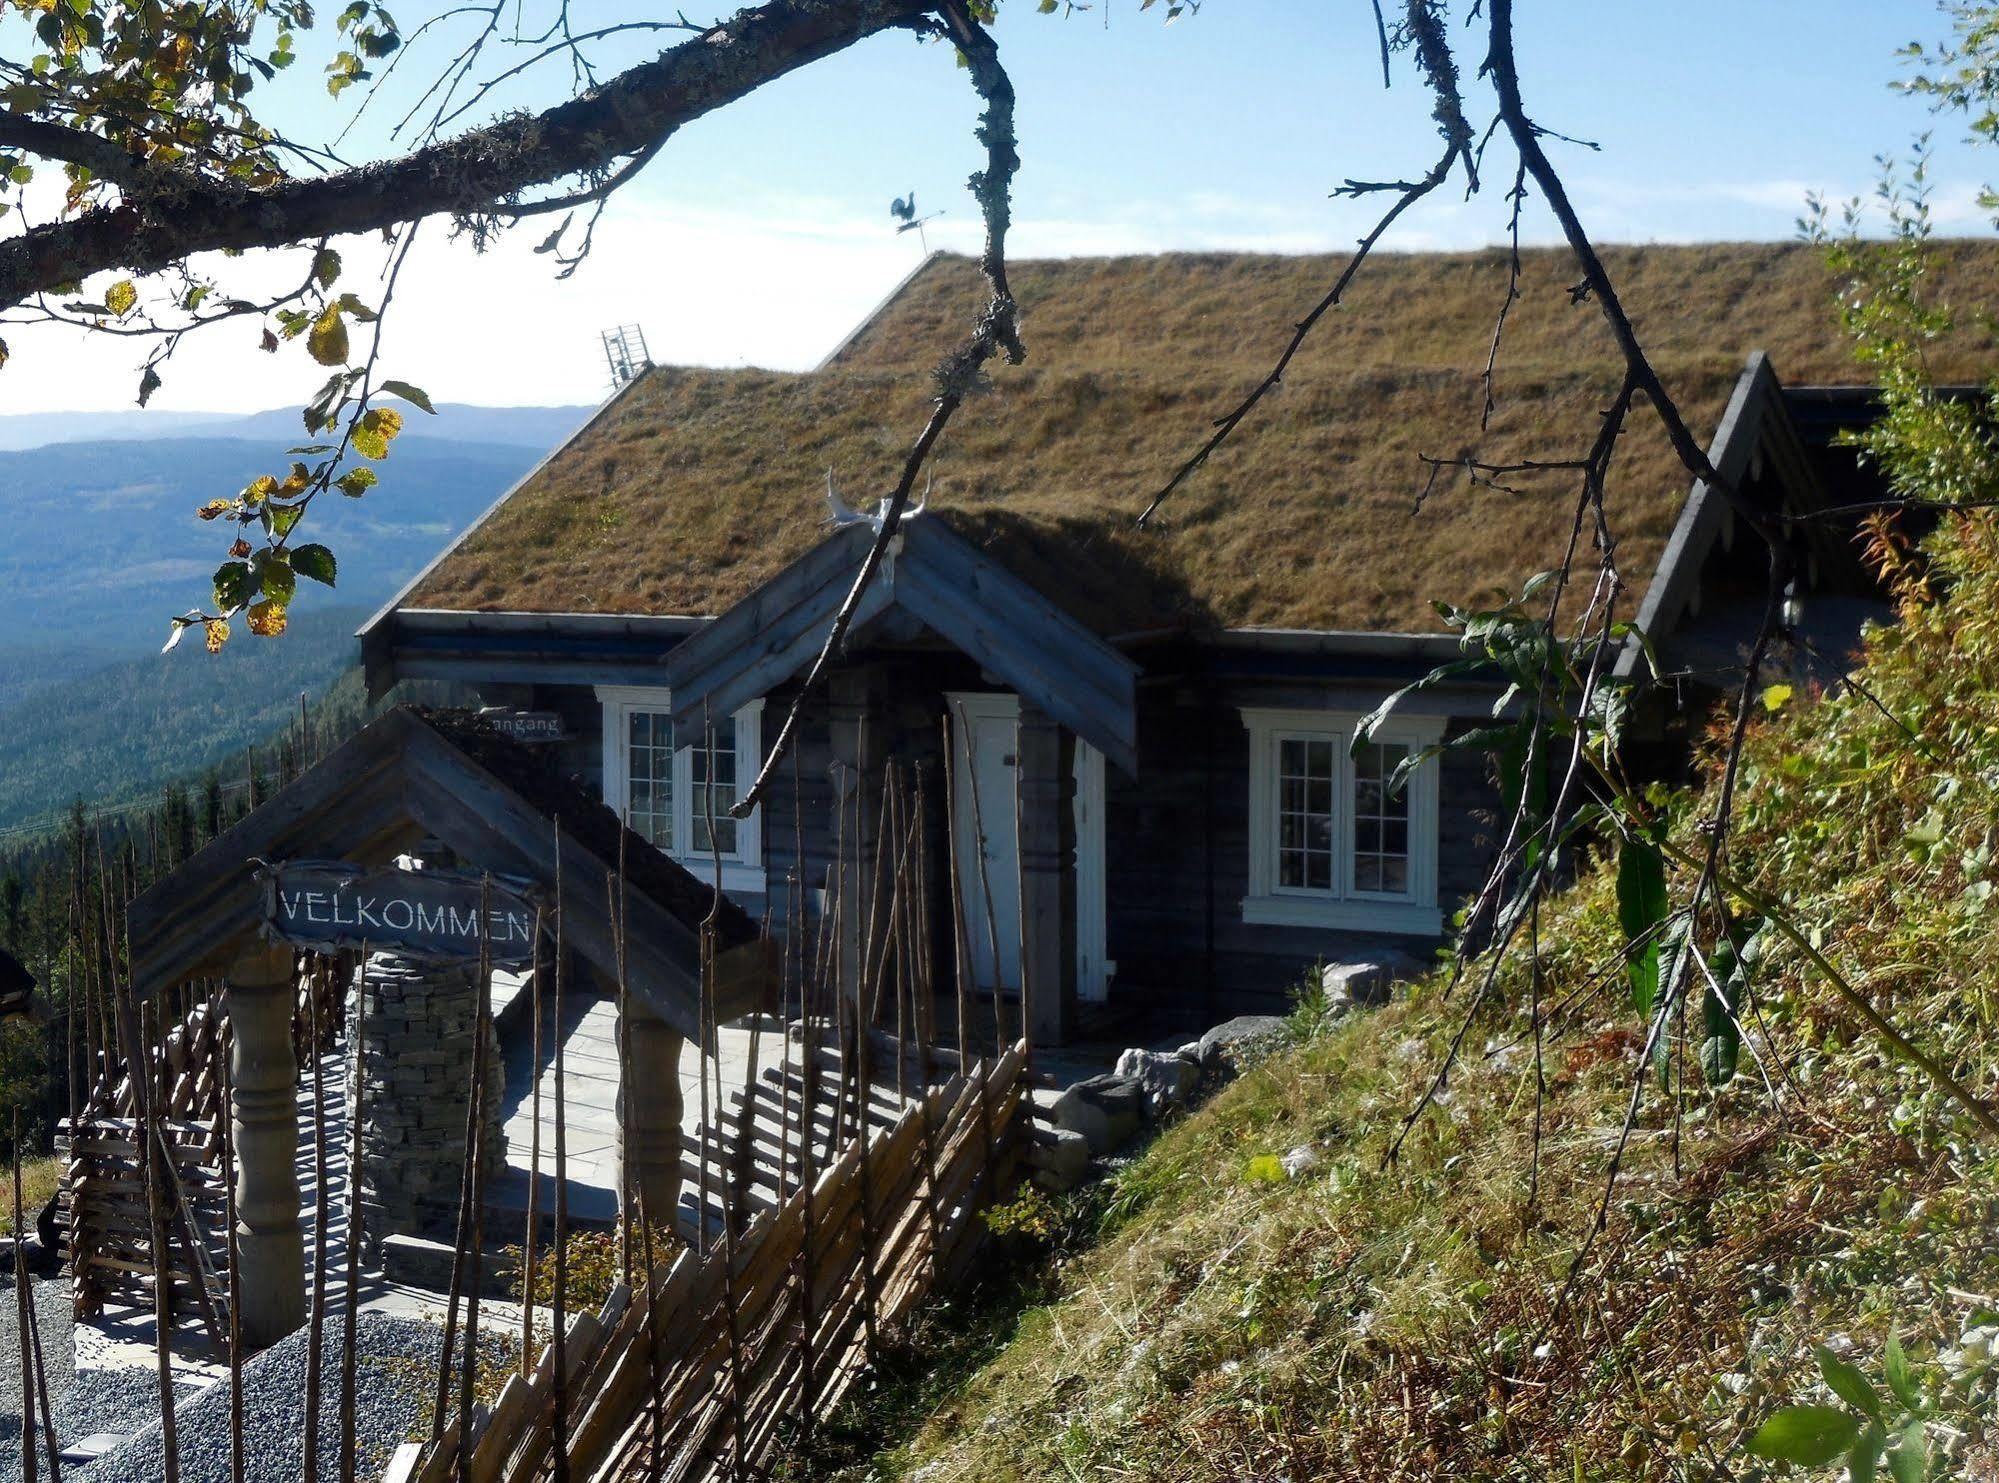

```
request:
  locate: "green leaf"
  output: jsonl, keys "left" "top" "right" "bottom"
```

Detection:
{"left": 312, "top": 247, "right": 340, "bottom": 288}
{"left": 1616, "top": 833, "right": 1668, "bottom": 1019}
{"left": 212, "top": 560, "right": 253, "bottom": 612}
{"left": 379, "top": 379, "right": 435, "bottom": 414}
{"left": 1818, "top": 1346, "right": 1882, "bottom": 1420}
{"left": 335, "top": 467, "right": 378, "bottom": 497}
{"left": 1747, "top": 1405, "right": 1865, "bottom": 1467}
{"left": 292, "top": 543, "right": 337, "bottom": 587}
{"left": 1886, "top": 1420, "right": 1925, "bottom": 1483}
{"left": 256, "top": 551, "right": 297, "bottom": 603}
{"left": 1850, "top": 1421, "right": 1886, "bottom": 1483}
{"left": 1883, "top": 1333, "right": 1918, "bottom": 1410}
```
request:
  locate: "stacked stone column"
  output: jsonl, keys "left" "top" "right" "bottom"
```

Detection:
{"left": 347, "top": 953, "right": 505, "bottom": 1246}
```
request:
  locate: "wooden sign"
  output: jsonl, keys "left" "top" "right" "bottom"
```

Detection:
{"left": 258, "top": 861, "right": 540, "bottom": 966}
{"left": 478, "top": 707, "right": 569, "bottom": 744}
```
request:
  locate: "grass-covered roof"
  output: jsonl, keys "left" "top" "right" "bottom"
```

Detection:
{"left": 404, "top": 242, "right": 1999, "bottom": 635}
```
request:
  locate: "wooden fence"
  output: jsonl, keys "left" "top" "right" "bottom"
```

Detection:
{"left": 59, "top": 960, "right": 347, "bottom": 1330}
{"left": 407, "top": 1037, "right": 1029, "bottom": 1483}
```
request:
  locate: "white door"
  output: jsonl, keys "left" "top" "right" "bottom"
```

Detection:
{"left": 949, "top": 694, "right": 1021, "bottom": 994}
{"left": 1073, "top": 741, "right": 1109, "bottom": 1004}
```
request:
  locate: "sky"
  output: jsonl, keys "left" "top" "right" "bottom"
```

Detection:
{"left": 2, "top": 0, "right": 1992, "bottom": 415}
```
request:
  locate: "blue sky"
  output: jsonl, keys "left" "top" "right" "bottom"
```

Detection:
{"left": 9, "top": 0, "right": 1993, "bottom": 412}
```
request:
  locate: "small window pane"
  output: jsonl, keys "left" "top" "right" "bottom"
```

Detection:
{"left": 625, "top": 709, "right": 674, "bottom": 851}
{"left": 1276, "top": 735, "right": 1337, "bottom": 894}
{"left": 1352, "top": 741, "right": 1412, "bottom": 897}
{"left": 689, "top": 724, "right": 740, "bottom": 858}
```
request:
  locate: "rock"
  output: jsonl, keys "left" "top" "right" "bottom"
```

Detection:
{"left": 1195, "top": 1015, "right": 1289, "bottom": 1072}
{"left": 1050, "top": 1073, "right": 1143, "bottom": 1154}
{"left": 1319, "top": 951, "right": 1424, "bottom": 1010}
{"left": 1027, "top": 1124, "right": 1093, "bottom": 1192}
{"left": 1280, "top": 1144, "right": 1321, "bottom": 1179}
{"left": 1113, "top": 1047, "right": 1201, "bottom": 1117}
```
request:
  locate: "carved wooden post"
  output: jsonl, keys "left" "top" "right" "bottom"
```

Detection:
{"left": 617, "top": 994, "right": 685, "bottom": 1229}
{"left": 225, "top": 941, "right": 304, "bottom": 1346}
{"left": 828, "top": 666, "right": 884, "bottom": 1005}
{"left": 1016, "top": 702, "right": 1077, "bottom": 1047}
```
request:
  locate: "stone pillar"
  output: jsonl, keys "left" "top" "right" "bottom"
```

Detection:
{"left": 348, "top": 953, "right": 503, "bottom": 1245}
{"left": 828, "top": 665, "right": 885, "bottom": 1005}
{"left": 225, "top": 941, "right": 305, "bottom": 1348}
{"left": 616, "top": 998, "right": 685, "bottom": 1230}
{"left": 1017, "top": 703, "right": 1078, "bottom": 1047}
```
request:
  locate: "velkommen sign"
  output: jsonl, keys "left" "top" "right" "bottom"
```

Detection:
{"left": 258, "top": 861, "right": 540, "bottom": 966}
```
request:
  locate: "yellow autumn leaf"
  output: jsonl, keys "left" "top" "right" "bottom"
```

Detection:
{"left": 1761, "top": 683, "right": 1794, "bottom": 714}
{"left": 352, "top": 406, "right": 403, "bottom": 461}
{"left": 196, "top": 498, "right": 233, "bottom": 521}
{"left": 246, "top": 599, "right": 288, "bottom": 637}
{"left": 307, "top": 304, "right": 349, "bottom": 367}
{"left": 105, "top": 280, "right": 137, "bottom": 317}
{"left": 242, "top": 474, "right": 278, "bottom": 504}
{"left": 204, "top": 618, "right": 231, "bottom": 653}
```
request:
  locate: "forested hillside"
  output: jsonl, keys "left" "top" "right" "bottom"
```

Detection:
{"left": 0, "top": 605, "right": 365, "bottom": 835}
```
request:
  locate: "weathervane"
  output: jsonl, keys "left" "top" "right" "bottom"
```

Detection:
{"left": 889, "top": 191, "right": 942, "bottom": 254}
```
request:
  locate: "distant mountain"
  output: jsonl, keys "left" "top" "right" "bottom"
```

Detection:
{"left": 0, "top": 433, "right": 544, "bottom": 644}
{"left": 0, "top": 406, "right": 584, "bottom": 832}
{"left": 0, "top": 402, "right": 594, "bottom": 454}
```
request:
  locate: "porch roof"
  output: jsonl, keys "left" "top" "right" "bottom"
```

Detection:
{"left": 659, "top": 515, "right": 1140, "bottom": 774}
{"left": 124, "top": 706, "right": 764, "bottom": 1040}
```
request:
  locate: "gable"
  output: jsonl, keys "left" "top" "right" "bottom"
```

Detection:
{"left": 125, "top": 707, "right": 763, "bottom": 1039}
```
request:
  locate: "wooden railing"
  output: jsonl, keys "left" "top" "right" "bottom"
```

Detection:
{"left": 60, "top": 960, "right": 348, "bottom": 1330}
{"left": 411, "top": 1038, "right": 1029, "bottom": 1483}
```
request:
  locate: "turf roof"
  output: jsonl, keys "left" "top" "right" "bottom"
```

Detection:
{"left": 404, "top": 242, "right": 1999, "bottom": 636}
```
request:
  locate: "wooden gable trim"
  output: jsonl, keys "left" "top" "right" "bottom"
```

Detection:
{"left": 125, "top": 708, "right": 750, "bottom": 1039}
{"left": 1615, "top": 353, "right": 1822, "bottom": 679}
{"left": 659, "top": 516, "right": 1140, "bottom": 775}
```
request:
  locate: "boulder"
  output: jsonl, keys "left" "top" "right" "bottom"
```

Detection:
{"left": 1114, "top": 1046, "right": 1202, "bottom": 1117}
{"left": 1050, "top": 1073, "right": 1144, "bottom": 1154}
{"left": 1319, "top": 951, "right": 1425, "bottom": 1010}
{"left": 1195, "top": 1014, "right": 1289, "bottom": 1072}
{"left": 1027, "top": 1124, "right": 1094, "bottom": 1192}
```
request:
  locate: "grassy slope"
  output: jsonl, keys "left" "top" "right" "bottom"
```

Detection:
{"left": 841, "top": 523, "right": 1999, "bottom": 1480}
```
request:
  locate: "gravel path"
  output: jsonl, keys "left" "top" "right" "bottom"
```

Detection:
{"left": 0, "top": 1274, "right": 78, "bottom": 1479}
{"left": 86, "top": 1313, "right": 513, "bottom": 1483}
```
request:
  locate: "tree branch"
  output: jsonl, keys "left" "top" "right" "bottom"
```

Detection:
{"left": 0, "top": 0, "right": 931, "bottom": 312}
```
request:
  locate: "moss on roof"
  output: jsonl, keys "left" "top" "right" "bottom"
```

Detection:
{"left": 406, "top": 242, "right": 1999, "bottom": 635}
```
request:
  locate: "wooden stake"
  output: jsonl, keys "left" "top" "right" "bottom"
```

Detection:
{"left": 521, "top": 907, "right": 544, "bottom": 1381}
{"left": 339, "top": 951, "right": 365, "bottom": 1483}
{"left": 551, "top": 817, "right": 571, "bottom": 1483}
{"left": 15, "top": 1109, "right": 39, "bottom": 1483}
{"left": 303, "top": 979, "right": 328, "bottom": 1483}
{"left": 136, "top": 1001, "right": 180, "bottom": 1483}
{"left": 220, "top": 1016, "right": 245, "bottom": 1483}
{"left": 456, "top": 881, "right": 495, "bottom": 1483}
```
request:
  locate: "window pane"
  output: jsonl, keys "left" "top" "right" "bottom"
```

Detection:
{"left": 1275, "top": 733, "right": 1337, "bottom": 897}
{"left": 1351, "top": 741, "right": 1411, "bottom": 897}
{"left": 626, "top": 709, "right": 674, "bottom": 851}
{"left": 688, "top": 723, "right": 740, "bottom": 858}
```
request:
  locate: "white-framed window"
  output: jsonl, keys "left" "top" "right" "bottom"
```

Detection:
{"left": 597, "top": 687, "right": 765, "bottom": 893}
{"left": 1241, "top": 707, "right": 1444, "bottom": 934}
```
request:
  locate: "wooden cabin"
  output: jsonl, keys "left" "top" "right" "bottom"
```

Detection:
{"left": 358, "top": 245, "right": 1999, "bottom": 1043}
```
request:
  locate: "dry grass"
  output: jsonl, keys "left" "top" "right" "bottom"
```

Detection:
{"left": 409, "top": 242, "right": 1999, "bottom": 635}
{"left": 0, "top": 1154, "right": 60, "bottom": 1235}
